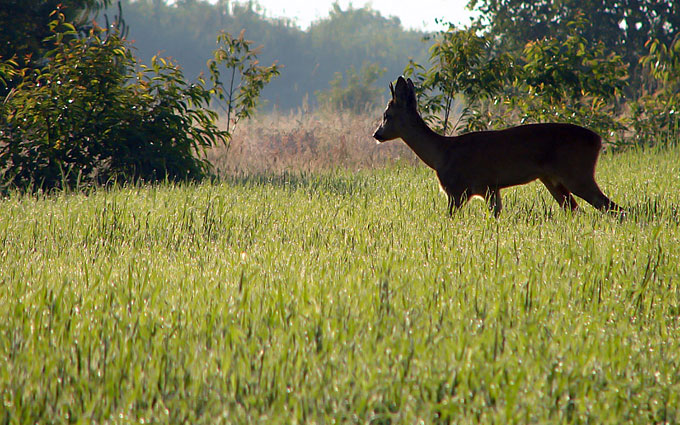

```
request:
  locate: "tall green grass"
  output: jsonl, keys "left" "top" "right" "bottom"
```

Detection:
{"left": 1, "top": 147, "right": 679, "bottom": 424}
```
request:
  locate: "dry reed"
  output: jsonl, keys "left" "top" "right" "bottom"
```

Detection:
{"left": 206, "top": 109, "right": 418, "bottom": 176}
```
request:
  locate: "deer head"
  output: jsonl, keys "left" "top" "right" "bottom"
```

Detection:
{"left": 373, "top": 76, "right": 418, "bottom": 143}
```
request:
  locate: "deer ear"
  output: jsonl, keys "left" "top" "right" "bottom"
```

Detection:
{"left": 394, "top": 76, "right": 416, "bottom": 107}
{"left": 406, "top": 78, "right": 417, "bottom": 105}
{"left": 393, "top": 76, "right": 409, "bottom": 103}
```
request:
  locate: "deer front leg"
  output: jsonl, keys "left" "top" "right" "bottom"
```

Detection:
{"left": 485, "top": 188, "right": 503, "bottom": 217}
{"left": 447, "top": 190, "right": 469, "bottom": 217}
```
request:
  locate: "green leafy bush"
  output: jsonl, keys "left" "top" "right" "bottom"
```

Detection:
{"left": 0, "top": 10, "right": 229, "bottom": 190}
{"left": 514, "top": 20, "right": 628, "bottom": 138}
{"left": 628, "top": 37, "right": 680, "bottom": 147}
{"left": 0, "top": 0, "right": 113, "bottom": 97}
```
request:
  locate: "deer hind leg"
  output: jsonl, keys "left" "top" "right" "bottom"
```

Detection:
{"left": 540, "top": 177, "right": 579, "bottom": 211}
{"left": 485, "top": 188, "right": 503, "bottom": 217}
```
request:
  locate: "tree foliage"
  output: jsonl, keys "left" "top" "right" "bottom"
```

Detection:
{"left": 209, "top": 30, "right": 281, "bottom": 129}
{"left": 0, "top": 0, "right": 112, "bottom": 95}
{"left": 514, "top": 19, "right": 628, "bottom": 136}
{"left": 628, "top": 37, "right": 680, "bottom": 146}
{"left": 405, "top": 19, "right": 628, "bottom": 138}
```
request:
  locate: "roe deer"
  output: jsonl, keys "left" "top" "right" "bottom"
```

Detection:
{"left": 373, "top": 76, "right": 624, "bottom": 217}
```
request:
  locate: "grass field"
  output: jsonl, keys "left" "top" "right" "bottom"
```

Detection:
{"left": 1, "top": 145, "right": 679, "bottom": 423}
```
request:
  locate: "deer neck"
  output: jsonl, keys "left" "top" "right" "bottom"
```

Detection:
{"left": 400, "top": 115, "right": 450, "bottom": 171}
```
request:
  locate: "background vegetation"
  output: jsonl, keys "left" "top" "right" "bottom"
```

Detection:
{"left": 3, "top": 0, "right": 680, "bottom": 189}
{"left": 98, "top": 0, "right": 680, "bottom": 149}
{"left": 467, "top": 0, "right": 680, "bottom": 95}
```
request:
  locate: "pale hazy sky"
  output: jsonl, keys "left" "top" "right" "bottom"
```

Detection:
{"left": 212, "top": 0, "right": 475, "bottom": 31}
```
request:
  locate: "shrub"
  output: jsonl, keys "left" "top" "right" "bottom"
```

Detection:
{"left": 0, "top": 10, "right": 227, "bottom": 190}
{"left": 514, "top": 19, "right": 628, "bottom": 139}
{"left": 0, "top": 9, "right": 281, "bottom": 191}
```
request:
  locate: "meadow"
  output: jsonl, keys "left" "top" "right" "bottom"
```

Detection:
{"left": 1, "top": 135, "right": 679, "bottom": 423}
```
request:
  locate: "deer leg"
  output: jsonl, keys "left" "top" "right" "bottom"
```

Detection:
{"left": 567, "top": 180, "right": 624, "bottom": 214}
{"left": 485, "top": 188, "right": 503, "bottom": 217}
{"left": 447, "top": 191, "right": 469, "bottom": 216}
{"left": 540, "top": 178, "right": 579, "bottom": 211}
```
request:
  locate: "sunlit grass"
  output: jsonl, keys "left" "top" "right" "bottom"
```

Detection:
{"left": 1, "top": 146, "right": 679, "bottom": 423}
